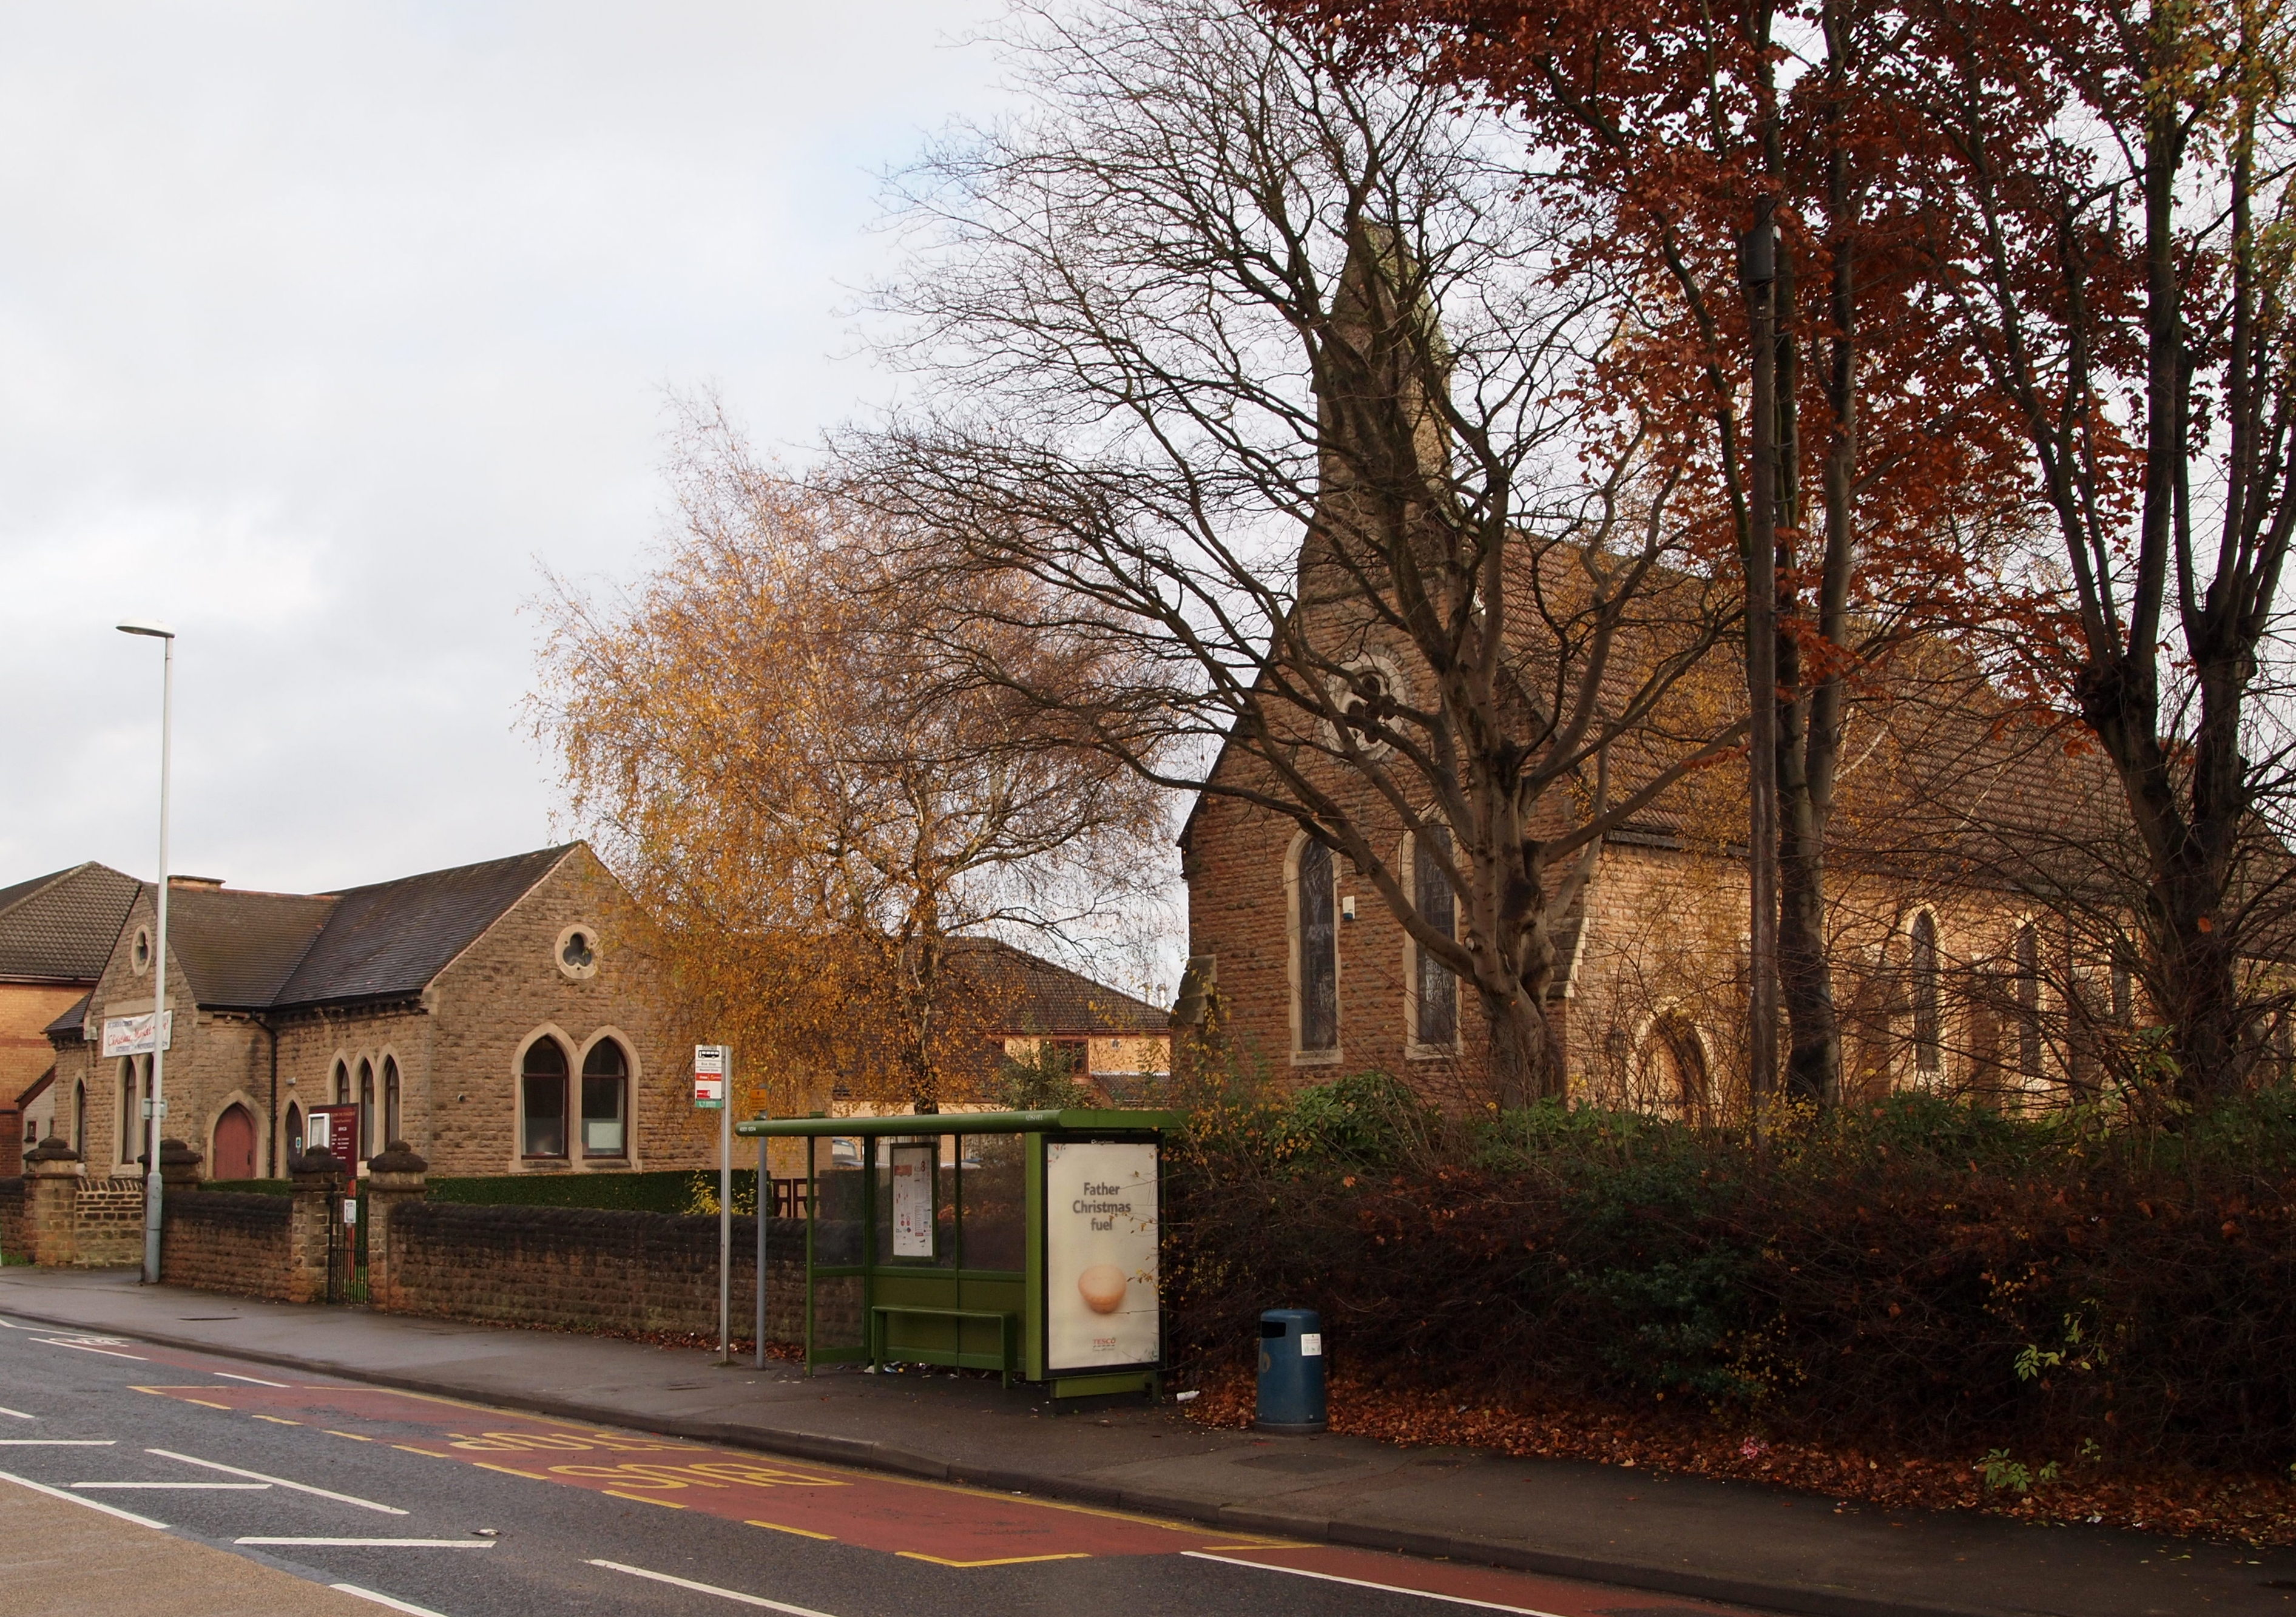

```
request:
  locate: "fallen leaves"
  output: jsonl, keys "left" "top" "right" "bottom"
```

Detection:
{"left": 1181, "top": 1371, "right": 2296, "bottom": 1545}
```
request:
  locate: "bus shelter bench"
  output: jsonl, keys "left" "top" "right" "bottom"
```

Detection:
{"left": 868, "top": 1305, "right": 1018, "bottom": 1387}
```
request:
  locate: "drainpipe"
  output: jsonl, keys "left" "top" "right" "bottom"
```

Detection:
{"left": 265, "top": 1018, "right": 279, "bottom": 1177}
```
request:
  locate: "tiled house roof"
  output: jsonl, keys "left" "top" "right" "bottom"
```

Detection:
{"left": 947, "top": 937, "right": 1169, "bottom": 1033}
{"left": 0, "top": 863, "right": 141, "bottom": 985}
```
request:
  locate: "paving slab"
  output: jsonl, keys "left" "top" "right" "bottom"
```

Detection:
{"left": 3, "top": 1265, "right": 2291, "bottom": 1617}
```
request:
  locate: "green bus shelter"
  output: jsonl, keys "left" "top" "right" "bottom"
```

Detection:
{"left": 734, "top": 1109, "right": 1181, "bottom": 1400}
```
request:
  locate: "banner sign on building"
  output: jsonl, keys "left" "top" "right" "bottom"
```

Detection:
{"left": 693, "top": 1044, "right": 728, "bottom": 1110}
{"left": 100, "top": 1011, "right": 173, "bottom": 1059}
{"left": 1044, "top": 1139, "right": 1160, "bottom": 1374}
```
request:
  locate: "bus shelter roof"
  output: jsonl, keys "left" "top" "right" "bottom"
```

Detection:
{"left": 734, "top": 1108, "right": 1182, "bottom": 1139}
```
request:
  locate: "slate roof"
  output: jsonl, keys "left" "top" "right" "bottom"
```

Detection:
{"left": 44, "top": 992, "right": 92, "bottom": 1040}
{"left": 0, "top": 863, "right": 141, "bottom": 984}
{"left": 948, "top": 937, "right": 1169, "bottom": 1034}
{"left": 73, "top": 846, "right": 579, "bottom": 1014}
{"left": 274, "top": 845, "right": 575, "bottom": 1009}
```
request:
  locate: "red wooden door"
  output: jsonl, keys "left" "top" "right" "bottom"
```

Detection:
{"left": 213, "top": 1104, "right": 257, "bottom": 1181}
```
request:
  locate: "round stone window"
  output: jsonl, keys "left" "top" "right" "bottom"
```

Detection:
{"left": 131, "top": 927, "right": 152, "bottom": 975}
{"left": 555, "top": 923, "right": 599, "bottom": 981}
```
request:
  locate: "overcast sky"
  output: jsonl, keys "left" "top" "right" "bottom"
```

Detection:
{"left": 0, "top": 2, "right": 1022, "bottom": 901}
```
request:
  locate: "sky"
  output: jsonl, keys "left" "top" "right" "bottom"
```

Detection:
{"left": 0, "top": 2, "right": 1027, "bottom": 899}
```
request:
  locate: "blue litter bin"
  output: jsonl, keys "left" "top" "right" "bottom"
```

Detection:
{"left": 1255, "top": 1308, "right": 1326, "bottom": 1433}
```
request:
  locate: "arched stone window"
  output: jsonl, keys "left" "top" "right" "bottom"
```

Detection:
{"left": 1411, "top": 827, "right": 1458, "bottom": 1050}
{"left": 358, "top": 1059, "right": 376, "bottom": 1158}
{"left": 73, "top": 1081, "right": 86, "bottom": 1153}
{"left": 1910, "top": 911, "right": 1942, "bottom": 1075}
{"left": 581, "top": 1040, "right": 629, "bottom": 1158}
{"left": 333, "top": 1059, "right": 349, "bottom": 1105}
{"left": 1293, "top": 839, "right": 1339, "bottom": 1054}
{"left": 2013, "top": 921, "right": 2042, "bottom": 1080}
{"left": 285, "top": 1101, "right": 303, "bottom": 1162}
{"left": 522, "top": 1038, "right": 569, "bottom": 1159}
{"left": 1642, "top": 1011, "right": 1710, "bottom": 1122}
{"left": 119, "top": 1057, "right": 142, "bottom": 1163}
{"left": 382, "top": 1057, "right": 402, "bottom": 1146}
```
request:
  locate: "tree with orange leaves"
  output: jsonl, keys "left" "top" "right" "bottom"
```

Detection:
{"left": 530, "top": 405, "right": 1170, "bottom": 1115}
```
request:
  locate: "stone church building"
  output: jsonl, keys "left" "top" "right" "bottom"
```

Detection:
{"left": 1175, "top": 235, "right": 2127, "bottom": 1121}
{"left": 40, "top": 843, "right": 714, "bottom": 1181}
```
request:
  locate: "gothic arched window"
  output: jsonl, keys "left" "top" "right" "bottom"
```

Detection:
{"left": 521, "top": 1038, "right": 569, "bottom": 1159}
{"left": 581, "top": 1041, "right": 629, "bottom": 1158}
{"left": 1412, "top": 828, "right": 1457, "bottom": 1048}
{"left": 1910, "top": 911, "right": 1942, "bottom": 1075}
{"left": 1295, "top": 840, "right": 1338, "bottom": 1053}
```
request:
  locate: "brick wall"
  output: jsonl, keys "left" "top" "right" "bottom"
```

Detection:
{"left": 384, "top": 1203, "right": 812, "bottom": 1343}
{"left": 159, "top": 1193, "right": 294, "bottom": 1299}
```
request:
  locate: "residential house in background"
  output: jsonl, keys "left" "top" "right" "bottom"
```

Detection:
{"left": 0, "top": 862, "right": 141, "bottom": 1175}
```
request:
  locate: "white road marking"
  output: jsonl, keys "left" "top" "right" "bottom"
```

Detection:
{"left": 1180, "top": 1552, "right": 1571, "bottom": 1616}
{"left": 240, "top": 1537, "right": 494, "bottom": 1548}
{"left": 75, "top": 1481, "right": 270, "bottom": 1490}
{"left": 0, "top": 1439, "right": 114, "bottom": 1445}
{"left": 0, "top": 1317, "right": 38, "bottom": 1329}
{"left": 0, "top": 1405, "right": 33, "bottom": 1419}
{"left": 212, "top": 1372, "right": 289, "bottom": 1386}
{"left": 589, "top": 1559, "right": 841, "bottom": 1615}
{"left": 147, "top": 1447, "right": 408, "bottom": 1514}
{"left": 329, "top": 1585, "right": 455, "bottom": 1617}
{"left": 0, "top": 1467, "right": 167, "bottom": 1529}
{"left": 31, "top": 1338, "right": 146, "bottom": 1360}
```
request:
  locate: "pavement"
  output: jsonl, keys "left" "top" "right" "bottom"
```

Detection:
{"left": 2, "top": 1482, "right": 406, "bottom": 1617}
{"left": 1, "top": 1265, "right": 2290, "bottom": 1617}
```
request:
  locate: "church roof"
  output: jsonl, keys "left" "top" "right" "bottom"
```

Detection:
{"left": 275, "top": 845, "right": 576, "bottom": 1009}
{"left": 0, "top": 862, "right": 141, "bottom": 985}
{"left": 96, "top": 845, "right": 581, "bottom": 1014}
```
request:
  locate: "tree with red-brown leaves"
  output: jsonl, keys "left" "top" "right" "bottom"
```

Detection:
{"left": 1269, "top": 0, "right": 2038, "bottom": 1111}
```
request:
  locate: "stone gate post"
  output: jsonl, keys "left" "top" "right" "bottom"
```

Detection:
{"left": 22, "top": 1139, "right": 84, "bottom": 1267}
{"left": 362, "top": 1143, "right": 428, "bottom": 1312}
{"left": 285, "top": 1149, "right": 343, "bottom": 1304}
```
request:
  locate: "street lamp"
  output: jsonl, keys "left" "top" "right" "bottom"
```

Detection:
{"left": 117, "top": 619, "right": 175, "bottom": 1286}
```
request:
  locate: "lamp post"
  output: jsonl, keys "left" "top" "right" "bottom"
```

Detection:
{"left": 118, "top": 619, "right": 175, "bottom": 1286}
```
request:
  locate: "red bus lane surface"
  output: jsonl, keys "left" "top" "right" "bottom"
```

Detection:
{"left": 102, "top": 1355, "right": 1747, "bottom": 1617}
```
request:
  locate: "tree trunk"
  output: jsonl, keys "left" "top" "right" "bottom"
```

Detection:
{"left": 1483, "top": 984, "right": 1564, "bottom": 1107}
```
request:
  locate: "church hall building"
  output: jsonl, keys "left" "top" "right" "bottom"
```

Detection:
{"left": 39, "top": 844, "right": 712, "bottom": 1180}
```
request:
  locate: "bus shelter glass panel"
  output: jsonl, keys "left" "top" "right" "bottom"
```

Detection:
{"left": 958, "top": 1134, "right": 1025, "bottom": 1273}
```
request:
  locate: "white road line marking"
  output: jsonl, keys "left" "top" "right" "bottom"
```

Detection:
{"left": 31, "top": 1338, "right": 146, "bottom": 1360}
{"left": 0, "top": 1317, "right": 38, "bottom": 1329}
{"left": 0, "top": 1439, "right": 114, "bottom": 1445}
{"left": 329, "top": 1585, "right": 455, "bottom": 1617}
{"left": 1180, "top": 1552, "right": 1572, "bottom": 1616}
{"left": 240, "top": 1538, "right": 494, "bottom": 1548}
{"left": 75, "top": 1481, "right": 270, "bottom": 1490}
{"left": 589, "top": 1559, "right": 841, "bottom": 1615}
{"left": 147, "top": 1448, "right": 408, "bottom": 1514}
{"left": 0, "top": 1467, "right": 167, "bottom": 1529}
{"left": 0, "top": 1405, "right": 33, "bottom": 1419}
{"left": 211, "top": 1372, "right": 289, "bottom": 1386}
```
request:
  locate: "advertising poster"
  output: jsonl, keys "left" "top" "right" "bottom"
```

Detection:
{"left": 1045, "top": 1140, "right": 1159, "bottom": 1372}
{"left": 890, "top": 1143, "right": 934, "bottom": 1258}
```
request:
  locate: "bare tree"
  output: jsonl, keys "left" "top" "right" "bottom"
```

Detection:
{"left": 842, "top": 0, "right": 1748, "bottom": 1103}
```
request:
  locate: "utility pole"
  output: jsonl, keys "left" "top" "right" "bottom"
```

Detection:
{"left": 1742, "top": 210, "right": 1780, "bottom": 1126}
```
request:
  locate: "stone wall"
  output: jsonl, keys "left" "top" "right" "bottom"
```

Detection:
{"left": 158, "top": 1193, "right": 294, "bottom": 1299}
{"left": 0, "top": 1177, "right": 21, "bottom": 1260}
{"left": 73, "top": 1176, "right": 146, "bottom": 1266}
{"left": 384, "top": 1203, "right": 811, "bottom": 1343}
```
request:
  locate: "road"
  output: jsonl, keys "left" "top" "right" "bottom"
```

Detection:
{"left": 0, "top": 1311, "right": 1755, "bottom": 1617}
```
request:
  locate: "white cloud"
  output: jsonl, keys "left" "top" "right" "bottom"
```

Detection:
{"left": 0, "top": 0, "right": 1018, "bottom": 896}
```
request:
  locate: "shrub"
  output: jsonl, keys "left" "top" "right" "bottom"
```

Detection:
{"left": 1164, "top": 1087, "right": 2296, "bottom": 1470}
